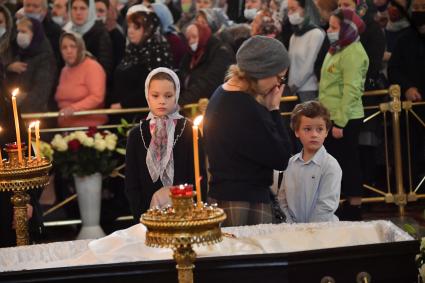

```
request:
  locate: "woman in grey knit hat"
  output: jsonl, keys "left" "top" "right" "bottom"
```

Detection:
{"left": 204, "top": 35, "right": 292, "bottom": 227}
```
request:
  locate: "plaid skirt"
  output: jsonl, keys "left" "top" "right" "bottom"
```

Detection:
{"left": 208, "top": 198, "right": 273, "bottom": 227}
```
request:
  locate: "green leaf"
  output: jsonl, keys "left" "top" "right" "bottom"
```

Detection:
{"left": 117, "top": 126, "right": 124, "bottom": 136}
{"left": 403, "top": 223, "right": 417, "bottom": 237}
{"left": 120, "top": 118, "right": 129, "bottom": 127}
{"left": 116, "top": 148, "right": 126, "bottom": 155}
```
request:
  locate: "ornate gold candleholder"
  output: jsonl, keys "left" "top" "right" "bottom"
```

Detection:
{"left": 0, "top": 145, "right": 51, "bottom": 246}
{"left": 141, "top": 186, "right": 226, "bottom": 283}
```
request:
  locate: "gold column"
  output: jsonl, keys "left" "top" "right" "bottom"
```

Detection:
{"left": 11, "top": 191, "right": 31, "bottom": 245}
{"left": 388, "top": 85, "right": 406, "bottom": 216}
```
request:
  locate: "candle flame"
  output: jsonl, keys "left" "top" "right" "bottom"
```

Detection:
{"left": 193, "top": 115, "right": 203, "bottom": 127}
{"left": 12, "top": 88, "right": 19, "bottom": 97}
{"left": 0, "top": 127, "right": 2, "bottom": 132}
{"left": 28, "top": 122, "right": 36, "bottom": 129}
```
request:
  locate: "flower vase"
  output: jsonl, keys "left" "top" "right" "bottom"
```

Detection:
{"left": 73, "top": 172, "right": 105, "bottom": 239}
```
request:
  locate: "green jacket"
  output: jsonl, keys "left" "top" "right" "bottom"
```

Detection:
{"left": 319, "top": 41, "right": 369, "bottom": 128}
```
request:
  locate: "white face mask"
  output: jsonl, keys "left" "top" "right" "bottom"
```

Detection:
{"left": 190, "top": 42, "right": 198, "bottom": 52}
{"left": 327, "top": 31, "right": 339, "bottom": 44}
{"left": 52, "top": 16, "right": 65, "bottom": 26}
{"left": 25, "top": 12, "right": 43, "bottom": 21}
{"left": 0, "top": 26, "right": 6, "bottom": 38}
{"left": 244, "top": 8, "right": 258, "bottom": 21}
{"left": 288, "top": 12, "right": 304, "bottom": 25}
{"left": 97, "top": 16, "right": 107, "bottom": 24}
{"left": 17, "top": 32, "right": 32, "bottom": 49}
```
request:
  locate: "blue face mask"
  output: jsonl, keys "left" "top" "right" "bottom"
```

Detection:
{"left": 327, "top": 31, "right": 339, "bottom": 44}
{"left": 25, "top": 12, "right": 43, "bottom": 21}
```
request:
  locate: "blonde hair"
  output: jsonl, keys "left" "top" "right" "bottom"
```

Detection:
{"left": 225, "top": 64, "right": 258, "bottom": 96}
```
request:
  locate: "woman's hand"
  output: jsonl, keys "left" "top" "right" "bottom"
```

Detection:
{"left": 405, "top": 87, "right": 422, "bottom": 102}
{"left": 263, "top": 84, "right": 284, "bottom": 111}
{"left": 332, "top": 126, "right": 343, "bottom": 139}
{"left": 7, "top": 62, "right": 28, "bottom": 74}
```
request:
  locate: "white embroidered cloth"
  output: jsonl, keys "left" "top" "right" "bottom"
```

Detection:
{"left": 0, "top": 220, "right": 413, "bottom": 272}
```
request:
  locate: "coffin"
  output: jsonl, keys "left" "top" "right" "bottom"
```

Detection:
{"left": 0, "top": 221, "right": 419, "bottom": 283}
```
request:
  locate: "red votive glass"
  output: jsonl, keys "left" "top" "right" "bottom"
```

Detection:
{"left": 170, "top": 184, "right": 194, "bottom": 197}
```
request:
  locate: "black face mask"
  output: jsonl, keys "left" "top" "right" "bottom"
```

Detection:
{"left": 411, "top": 12, "right": 425, "bottom": 28}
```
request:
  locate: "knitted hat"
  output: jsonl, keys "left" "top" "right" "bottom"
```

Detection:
{"left": 236, "top": 36, "right": 290, "bottom": 79}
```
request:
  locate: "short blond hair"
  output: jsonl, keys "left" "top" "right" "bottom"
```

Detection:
{"left": 225, "top": 64, "right": 259, "bottom": 96}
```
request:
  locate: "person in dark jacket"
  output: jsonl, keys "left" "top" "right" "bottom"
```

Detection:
{"left": 388, "top": 0, "right": 425, "bottom": 187}
{"left": 65, "top": 0, "right": 114, "bottom": 78}
{"left": 125, "top": 67, "right": 207, "bottom": 222}
{"left": 179, "top": 21, "right": 234, "bottom": 105}
{"left": 6, "top": 17, "right": 56, "bottom": 113}
{"left": 204, "top": 36, "right": 292, "bottom": 227}
{"left": 0, "top": 4, "right": 15, "bottom": 67}
{"left": 110, "top": 7, "right": 172, "bottom": 122}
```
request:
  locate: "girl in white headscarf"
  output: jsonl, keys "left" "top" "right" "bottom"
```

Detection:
{"left": 124, "top": 67, "right": 207, "bottom": 222}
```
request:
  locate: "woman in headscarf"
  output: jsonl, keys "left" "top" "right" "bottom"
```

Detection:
{"left": 179, "top": 21, "right": 234, "bottom": 105}
{"left": 152, "top": 2, "right": 187, "bottom": 69}
{"left": 319, "top": 8, "right": 369, "bottom": 220}
{"left": 6, "top": 16, "right": 56, "bottom": 113}
{"left": 250, "top": 8, "right": 281, "bottom": 37}
{"left": 55, "top": 31, "right": 107, "bottom": 127}
{"left": 0, "top": 4, "right": 15, "bottom": 68}
{"left": 287, "top": 0, "right": 325, "bottom": 102}
{"left": 338, "top": 0, "right": 386, "bottom": 90}
{"left": 110, "top": 7, "right": 172, "bottom": 117}
{"left": 65, "top": 0, "right": 113, "bottom": 78}
{"left": 125, "top": 67, "right": 207, "bottom": 222}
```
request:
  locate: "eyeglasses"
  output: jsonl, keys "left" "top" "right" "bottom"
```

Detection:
{"left": 277, "top": 74, "right": 287, "bottom": 86}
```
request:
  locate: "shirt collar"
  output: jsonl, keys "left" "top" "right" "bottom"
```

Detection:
{"left": 295, "top": 146, "right": 327, "bottom": 166}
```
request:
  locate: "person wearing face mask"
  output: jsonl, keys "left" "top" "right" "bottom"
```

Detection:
{"left": 22, "top": 0, "right": 63, "bottom": 80}
{"left": 388, "top": 0, "right": 425, "bottom": 189}
{"left": 179, "top": 21, "right": 234, "bottom": 105}
{"left": 5, "top": 17, "right": 56, "bottom": 113}
{"left": 110, "top": 8, "right": 172, "bottom": 121}
{"left": 384, "top": 0, "right": 411, "bottom": 57}
{"left": 52, "top": 0, "right": 70, "bottom": 27}
{"left": 204, "top": 36, "right": 292, "bottom": 227}
{"left": 243, "top": 0, "right": 266, "bottom": 22}
{"left": 319, "top": 8, "right": 369, "bottom": 220}
{"left": 64, "top": 0, "right": 114, "bottom": 78}
{"left": 95, "top": 0, "right": 125, "bottom": 71}
{"left": 287, "top": 0, "right": 324, "bottom": 102}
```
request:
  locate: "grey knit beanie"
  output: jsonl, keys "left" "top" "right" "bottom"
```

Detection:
{"left": 236, "top": 36, "right": 290, "bottom": 79}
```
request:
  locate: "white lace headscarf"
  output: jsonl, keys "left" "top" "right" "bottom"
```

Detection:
{"left": 64, "top": 0, "right": 97, "bottom": 35}
{"left": 144, "top": 67, "right": 183, "bottom": 186}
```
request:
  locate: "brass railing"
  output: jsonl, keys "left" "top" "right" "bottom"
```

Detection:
{"left": 24, "top": 87, "right": 424, "bottom": 223}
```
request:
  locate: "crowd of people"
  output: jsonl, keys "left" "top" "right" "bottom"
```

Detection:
{"left": 0, "top": 0, "right": 424, "bottom": 245}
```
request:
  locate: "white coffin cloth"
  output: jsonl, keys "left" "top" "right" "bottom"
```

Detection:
{"left": 0, "top": 220, "right": 413, "bottom": 272}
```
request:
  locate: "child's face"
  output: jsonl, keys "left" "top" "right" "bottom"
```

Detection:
{"left": 148, "top": 79, "right": 177, "bottom": 117}
{"left": 295, "top": 116, "right": 328, "bottom": 154}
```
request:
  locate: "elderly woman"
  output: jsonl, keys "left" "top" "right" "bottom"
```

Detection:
{"left": 55, "top": 31, "right": 107, "bottom": 127}
{"left": 319, "top": 8, "right": 369, "bottom": 220}
{"left": 204, "top": 36, "right": 292, "bottom": 227}
{"left": 6, "top": 16, "right": 56, "bottom": 113}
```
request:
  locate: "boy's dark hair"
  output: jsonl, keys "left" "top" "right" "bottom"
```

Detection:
{"left": 290, "top": 101, "right": 332, "bottom": 131}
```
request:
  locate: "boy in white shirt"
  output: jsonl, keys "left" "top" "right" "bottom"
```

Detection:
{"left": 278, "top": 101, "right": 342, "bottom": 223}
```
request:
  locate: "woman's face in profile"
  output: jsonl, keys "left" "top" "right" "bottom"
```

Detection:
{"left": 255, "top": 70, "right": 287, "bottom": 96}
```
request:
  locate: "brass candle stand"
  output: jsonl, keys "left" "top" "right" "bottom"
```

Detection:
{"left": 0, "top": 145, "right": 51, "bottom": 246}
{"left": 141, "top": 188, "right": 226, "bottom": 283}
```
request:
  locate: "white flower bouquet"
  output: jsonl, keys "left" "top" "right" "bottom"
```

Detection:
{"left": 50, "top": 127, "right": 119, "bottom": 177}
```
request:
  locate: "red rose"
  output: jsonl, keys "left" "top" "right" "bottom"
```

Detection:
{"left": 87, "top": 126, "right": 97, "bottom": 137}
{"left": 68, "top": 139, "right": 81, "bottom": 152}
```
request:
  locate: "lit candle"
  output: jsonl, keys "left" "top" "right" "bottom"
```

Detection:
{"left": 35, "top": 121, "right": 40, "bottom": 162}
{"left": 0, "top": 127, "right": 3, "bottom": 166}
{"left": 28, "top": 122, "right": 35, "bottom": 160}
{"left": 11, "top": 89, "right": 22, "bottom": 163}
{"left": 192, "top": 115, "right": 203, "bottom": 208}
